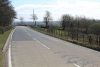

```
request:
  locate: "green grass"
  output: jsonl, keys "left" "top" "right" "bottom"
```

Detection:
{"left": 0, "top": 29, "right": 12, "bottom": 67}
{"left": 0, "top": 29, "right": 12, "bottom": 49}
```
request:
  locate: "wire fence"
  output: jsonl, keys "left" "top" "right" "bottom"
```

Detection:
{"left": 33, "top": 27, "right": 100, "bottom": 51}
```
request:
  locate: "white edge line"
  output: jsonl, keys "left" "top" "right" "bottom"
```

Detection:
{"left": 7, "top": 29, "right": 15, "bottom": 67}
{"left": 8, "top": 45, "right": 12, "bottom": 67}
{"left": 73, "top": 63, "right": 81, "bottom": 67}
{"left": 34, "top": 39, "right": 50, "bottom": 49}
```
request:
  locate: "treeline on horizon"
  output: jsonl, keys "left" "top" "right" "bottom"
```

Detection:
{"left": 16, "top": 10, "right": 100, "bottom": 36}
{"left": 0, "top": 0, "right": 16, "bottom": 34}
{"left": 60, "top": 14, "right": 100, "bottom": 35}
{"left": 31, "top": 11, "right": 100, "bottom": 36}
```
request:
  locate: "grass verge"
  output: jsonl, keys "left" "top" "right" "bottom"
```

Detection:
{"left": 0, "top": 29, "right": 12, "bottom": 67}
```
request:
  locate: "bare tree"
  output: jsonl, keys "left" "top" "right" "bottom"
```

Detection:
{"left": 61, "top": 14, "right": 73, "bottom": 30}
{"left": 44, "top": 11, "right": 52, "bottom": 28}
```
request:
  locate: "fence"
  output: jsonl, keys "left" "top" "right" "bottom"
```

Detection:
{"left": 33, "top": 27, "right": 100, "bottom": 51}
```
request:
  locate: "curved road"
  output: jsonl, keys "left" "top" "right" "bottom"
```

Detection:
{"left": 9, "top": 26, "right": 100, "bottom": 67}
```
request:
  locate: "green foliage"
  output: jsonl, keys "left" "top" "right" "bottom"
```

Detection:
{"left": 0, "top": 0, "right": 16, "bottom": 27}
{"left": 89, "top": 23, "right": 100, "bottom": 35}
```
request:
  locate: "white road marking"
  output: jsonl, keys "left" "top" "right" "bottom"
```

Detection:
{"left": 24, "top": 29, "right": 50, "bottom": 49}
{"left": 8, "top": 45, "right": 12, "bottom": 67}
{"left": 8, "top": 29, "right": 15, "bottom": 67}
{"left": 73, "top": 63, "right": 81, "bottom": 67}
{"left": 34, "top": 39, "right": 50, "bottom": 49}
{"left": 24, "top": 30, "right": 32, "bottom": 37}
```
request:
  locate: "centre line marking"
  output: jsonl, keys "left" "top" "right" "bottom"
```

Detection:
{"left": 34, "top": 39, "right": 50, "bottom": 49}
{"left": 24, "top": 30, "right": 32, "bottom": 37}
{"left": 73, "top": 63, "right": 81, "bottom": 67}
{"left": 24, "top": 29, "right": 50, "bottom": 49}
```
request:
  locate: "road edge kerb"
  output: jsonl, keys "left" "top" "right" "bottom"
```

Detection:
{"left": 2, "top": 28, "right": 16, "bottom": 67}
{"left": 2, "top": 28, "right": 15, "bottom": 53}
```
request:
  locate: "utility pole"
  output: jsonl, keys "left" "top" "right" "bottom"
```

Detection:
{"left": 20, "top": 17, "right": 24, "bottom": 26}
{"left": 32, "top": 10, "right": 37, "bottom": 27}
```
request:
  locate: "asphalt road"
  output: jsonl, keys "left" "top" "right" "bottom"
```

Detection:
{"left": 10, "top": 26, "right": 100, "bottom": 67}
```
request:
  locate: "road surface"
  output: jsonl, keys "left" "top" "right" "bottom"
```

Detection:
{"left": 9, "top": 26, "right": 100, "bottom": 67}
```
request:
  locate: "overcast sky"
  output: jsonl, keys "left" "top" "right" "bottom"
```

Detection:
{"left": 11, "top": 0, "right": 100, "bottom": 21}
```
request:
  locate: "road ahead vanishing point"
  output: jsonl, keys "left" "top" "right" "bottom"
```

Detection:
{"left": 5, "top": 26, "right": 100, "bottom": 67}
